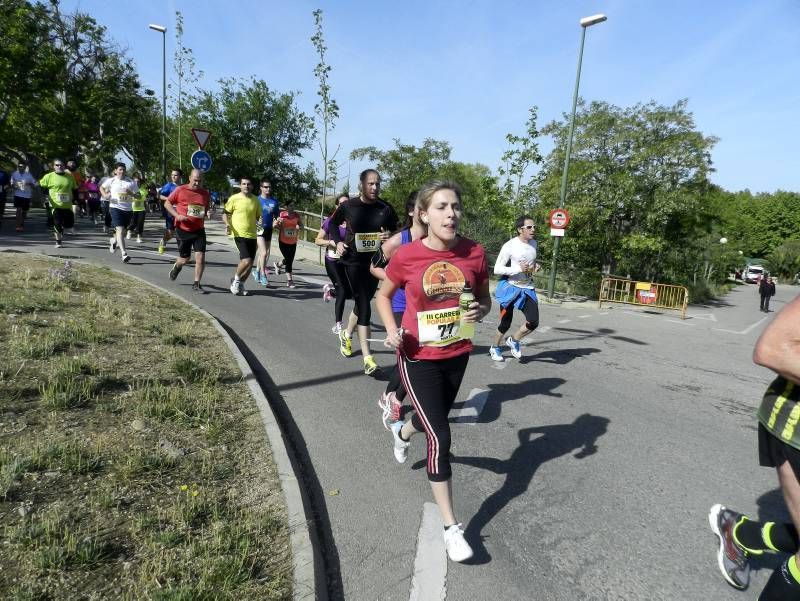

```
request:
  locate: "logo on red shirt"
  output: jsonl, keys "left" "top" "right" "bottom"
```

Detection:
{"left": 422, "top": 262, "right": 465, "bottom": 301}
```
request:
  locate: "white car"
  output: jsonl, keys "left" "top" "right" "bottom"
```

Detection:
{"left": 743, "top": 265, "right": 764, "bottom": 283}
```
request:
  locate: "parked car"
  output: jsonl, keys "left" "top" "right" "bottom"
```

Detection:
{"left": 743, "top": 265, "right": 765, "bottom": 283}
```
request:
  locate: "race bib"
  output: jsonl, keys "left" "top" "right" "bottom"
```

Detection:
{"left": 56, "top": 193, "right": 70, "bottom": 204}
{"left": 116, "top": 191, "right": 130, "bottom": 202}
{"left": 186, "top": 204, "right": 205, "bottom": 218}
{"left": 282, "top": 228, "right": 297, "bottom": 238}
{"left": 354, "top": 232, "right": 380, "bottom": 253}
{"left": 15, "top": 180, "right": 26, "bottom": 191}
{"left": 416, "top": 307, "right": 471, "bottom": 347}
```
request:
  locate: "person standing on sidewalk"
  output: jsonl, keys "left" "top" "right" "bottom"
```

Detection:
{"left": 253, "top": 179, "right": 280, "bottom": 286}
{"left": 38, "top": 159, "right": 76, "bottom": 248}
{"left": 10, "top": 161, "right": 37, "bottom": 232}
{"left": 223, "top": 176, "right": 261, "bottom": 296}
{"left": 376, "top": 180, "right": 491, "bottom": 563}
{"left": 760, "top": 275, "right": 777, "bottom": 312}
{"left": 164, "top": 168, "right": 210, "bottom": 293}
{"left": 101, "top": 162, "right": 139, "bottom": 263}
{"left": 157, "top": 168, "right": 183, "bottom": 254}
{"left": 709, "top": 293, "right": 800, "bottom": 599}
{"left": 489, "top": 215, "right": 541, "bottom": 362}
{"left": 329, "top": 169, "right": 399, "bottom": 375}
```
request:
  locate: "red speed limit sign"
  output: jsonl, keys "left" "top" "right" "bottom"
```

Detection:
{"left": 549, "top": 208, "right": 571, "bottom": 229}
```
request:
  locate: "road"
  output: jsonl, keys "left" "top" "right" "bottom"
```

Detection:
{"left": 1, "top": 211, "right": 794, "bottom": 601}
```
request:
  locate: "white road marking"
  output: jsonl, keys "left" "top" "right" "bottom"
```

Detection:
{"left": 599, "top": 312, "right": 609, "bottom": 315}
{"left": 578, "top": 314, "right": 591, "bottom": 319}
{"left": 687, "top": 313, "right": 717, "bottom": 322}
{"left": 557, "top": 319, "right": 571, "bottom": 324}
{"left": 666, "top": 319, "right": 694, "bottom": 326}
{"left": 714, "top": 316, "right": 769, "bottom": 335}
{"left": 537, "top": 325, "right": 552, "bottom": 333}
{"left": 490, "top": 361, "right": 508, "bottom": 370}
{"left": 409, "top": 503, "right": 447, "bottom": 601}
{"left": 452, "top": 388, "right": 490, "bottom": 423}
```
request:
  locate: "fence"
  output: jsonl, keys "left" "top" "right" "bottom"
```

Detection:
{"left": 598, "top": 277, "right": 689, "bottom": 319}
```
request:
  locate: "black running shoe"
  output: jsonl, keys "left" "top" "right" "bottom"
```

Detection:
{"left": 192, "top": 282, "right": 206, "bottom": 294}
{"left": 169, "top": 263, "right": 182, "bottom": 281}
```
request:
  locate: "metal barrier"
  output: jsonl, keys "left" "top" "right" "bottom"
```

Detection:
{"left": 598, "top": 277, "right": 689, "bottom": 319}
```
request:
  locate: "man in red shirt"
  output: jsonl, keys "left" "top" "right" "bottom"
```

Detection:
{"left": 164, "top": 168, "right": 210, "bottom": 293}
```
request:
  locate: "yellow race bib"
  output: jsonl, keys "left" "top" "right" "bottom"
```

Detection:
{"left": 416, "top": 307, "right": 472, "bottom": 347}
{"left": 354, "top": 232, "right": 380, "bottom": 252}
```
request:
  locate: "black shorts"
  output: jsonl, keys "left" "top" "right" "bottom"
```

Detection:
{"left": 52, "top": 207, "right": 75, "bottom": 231}
{"left": 758, "top": 423, "right": 800, "bottom": 482}
{"left": 13, "top": 196, "right": 31, "bottom": 211}
{"left": 258, "top": 228, "right": 273, "bottom": 243}
{"left": 234, "top": 237, "right": 257, "bottom": 260}
{"left": 176, "top": 228, "right": 207, "bottom": 258}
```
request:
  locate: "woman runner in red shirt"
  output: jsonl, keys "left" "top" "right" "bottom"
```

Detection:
{"left": 376, "top": 180, "right": 491, "bottom": 563}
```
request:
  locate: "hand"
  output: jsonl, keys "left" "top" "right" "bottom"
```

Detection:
{"left": 379, "top": 227, "right": 390, "bottom": 242}
{"left": 336, "top": 241, "right": 348, "bottom": 256}
{"left": 462, "top": 301, "right": 483, "bottom": 323}
{"left": 384, "top": 327, "right": 404, "bottom": 350}
{"left": 174, "top": 214, "right": 186, "bottom": 222}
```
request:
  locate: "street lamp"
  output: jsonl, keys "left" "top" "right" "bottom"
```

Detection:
{"left": 547, "top": 14, "right": 607, "bottom": 300}
{"left": 148, "top": 23, "right": 167, "bottom": 183}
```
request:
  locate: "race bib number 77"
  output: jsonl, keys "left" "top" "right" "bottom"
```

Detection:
{"left": 417, "top": 307, "right": 471, "bottom": 346}
{"left": 354, "top": 232, "right": 380, "bottom": 252}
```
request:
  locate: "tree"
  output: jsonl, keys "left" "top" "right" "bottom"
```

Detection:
{"left": 183, "top": 78, "right": 316, "bottom": 202}
{"left": 311, "top": 9, "right": 340, "bottom": 216}
{"left": 536, "top": 99, "right": 719, "bottom": 284}
{"left": 766, "top": 240, "right": 800, "bottom": 282}
{"left": 497, "top": 106, "right": 543, "bottom": 212}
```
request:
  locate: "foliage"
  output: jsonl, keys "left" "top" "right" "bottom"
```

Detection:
{"left": 497, "top": 106, "right": 543, "bottom": 212}
{"left": 766, "top": 239, "right": 800, "bottom": 282}
{"left": 0, "top": 0, "right": 160, "bottom": 177}
{"left": 183, "top": 78, "right": 317, "bottom": 204}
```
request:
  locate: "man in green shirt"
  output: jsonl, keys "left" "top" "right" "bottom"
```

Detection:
{"left": 222, "top": 176, "right": 260, "bottom": 296}
{"left": 39, "top": 159, "right": 77, "bottom": 248}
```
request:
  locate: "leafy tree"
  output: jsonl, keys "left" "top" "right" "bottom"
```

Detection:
{"left": 183, "top": 78, "right": 317, "bottom": 203}
{"left": 497, "top": 106, "right": 543, "bottom": 212}
{"left": 766, "top": 240, "right": 800, "bottom": 282}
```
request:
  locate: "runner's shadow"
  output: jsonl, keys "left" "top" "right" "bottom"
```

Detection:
{"left": 449, "top": 377, "right": 566, "bottom": 424}
{"left": 455, "top": 413, "right": 610, "bottom": 565}
{"left": 519, "top": 347, "right": 600, "bottom": 365}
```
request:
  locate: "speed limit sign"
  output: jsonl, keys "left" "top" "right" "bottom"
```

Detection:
{"left": 549, "top": 208, "right": 570, "bottom": 229}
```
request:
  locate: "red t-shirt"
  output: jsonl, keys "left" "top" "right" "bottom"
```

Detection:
{"left": 278, "top": 210, "right": 300, "bottom": 245}
{"left": 168, "top": 184, "right": 210, "bottom": 232}
{"left": 385, "top": 237, "right": 488, "bottom": 360}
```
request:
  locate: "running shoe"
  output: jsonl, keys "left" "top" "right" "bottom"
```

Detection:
{"left": 364, "top": 355, "right": 378, "bottom": 375}
{"left": 378, "top": 391, "right": 402, "bottom": 430}
{"left": 109, "top": 237, "right": 116, "bottom": 253}
{"left": 192, "top": 282, "right": 207, "bottom": 294}
{"left": 443, "top": 524, "right": 474, "bottom": 562}
{"left": 169, "top": 263, "right": 182, "bottom": 281}
{"left": 66, "top": 228, "right": 75, "bottom": 235}
{"left": 273, "top": 260, "right": 281, "bottom": 275}
{"left": 323, "top": 283, "right": 333, "bottom": 302}
{"left": 157, "top": 243, "right": 165, "bottom": 254}
{"left": 489, "top": 346, "right": 504, "bottom": 362}
{"left": 15, "top": 226, "right": 24, "bottom": 232}
{"left": 332, "top": 322, "right": 343, "bottom": 336}
{"left": 102, "top": 226, "right": 108, "bottom": 234}
{"left": 251, "top": 267, "right": 260, "bottom": 283}
{"left": 230, "top": 278, "right": 240, "bottom": 295}
{"left": 506, "top": 336, "right": 522, "bottom": 359}
{"left": 287, "top": 280, "right": 296, "bottom": 289}
{"left": 136, "top": 236, "right": 142, "bottom": 244}
{"left": 390, "top": 421, "right": 410, "bottom": 464}
{"left": 55, "top": 241, "right": 63, "bottom": 248}
{"left": 339, "top": 330, "right": 353, "bottom": 357}
{"left": 121, "top": 254, "right": 131, "bottom": 264}
{"left": 259, "top": 271, "right": 269, "bottom": 286}
{"left": 126, "top": 230, "right": 132, "bottom": 240}
{"left": 708, "top": 504, "right": 750, "bottom": 590}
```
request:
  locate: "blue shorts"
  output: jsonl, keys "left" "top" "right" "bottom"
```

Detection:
{"left": 110, "top": 207, "right": 133, "bottom": 228}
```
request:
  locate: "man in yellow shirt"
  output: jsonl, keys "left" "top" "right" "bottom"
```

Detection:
{"left": 39, "top": 159, "right": 77, "bottom": 248}
{"left": 222, "top": 176, "right": 260, "bottom": 296}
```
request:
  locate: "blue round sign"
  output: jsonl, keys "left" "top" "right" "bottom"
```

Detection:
{"left": 191, "top": 150, "right": 213, "bottom": 172}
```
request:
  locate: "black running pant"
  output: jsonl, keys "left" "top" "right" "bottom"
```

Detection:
{"left": 325, "top": 259, "right": 353, "bottom": 323}
{"left": 498, "top": 296, "right": 540, "bottom": 334}
{"left": 398, "top": 352, "right": 469, "bottom": 482}
{"left": 131, "top": 211, "right": 146, "bottom": 236}
{"left": 278, "top": 241, "right": 297, "bottom": 274}
{"left": 343, "top": 261, "right": 380, "bottom": 327}
{"left": 51, "top": 207, "right": 74, "bottom": 235}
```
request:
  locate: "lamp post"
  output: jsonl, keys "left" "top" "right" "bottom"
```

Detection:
{"left": 148, "top": 23, "right": 167, "bottom": 183}
{"left": 547, "top": 14, "right": 607, "bottom": 300}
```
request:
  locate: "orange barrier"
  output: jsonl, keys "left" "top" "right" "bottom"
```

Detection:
{"left": 598, "top": 277, "right": 689, "bottom": 319}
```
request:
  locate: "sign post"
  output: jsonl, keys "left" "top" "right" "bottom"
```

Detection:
{"left": 546, "top": 208, "right": 571, "bottom": 299}
{"left": 190, "top": 128, "right": 213, "bottom": 173}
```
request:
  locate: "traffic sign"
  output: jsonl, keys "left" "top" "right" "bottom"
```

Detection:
{"left": 191, "top": 150, "right": 213, "bottom": 172}
{"left": 191, "top": 128, "right": 212, "bottom": 150}
{"left": 549, "top": 208, "right": 570, "bottom": 229}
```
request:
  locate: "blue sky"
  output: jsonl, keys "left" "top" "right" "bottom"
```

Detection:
{"left": 62, "top": 0, "right": 799, "bottom": 193}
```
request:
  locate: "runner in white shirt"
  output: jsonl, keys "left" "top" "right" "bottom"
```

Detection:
{"left": 10, "top": 162, "right": 38, "bottom": 232}
{"left": 489, "top": 215, "right": 541, "bottom": 361}
{"left": 100, "top": 162, "right": 139, "bottom": 263}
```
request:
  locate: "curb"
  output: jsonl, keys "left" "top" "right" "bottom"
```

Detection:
{"left": 21, "top": 252, "right": 318, "bottom": 601}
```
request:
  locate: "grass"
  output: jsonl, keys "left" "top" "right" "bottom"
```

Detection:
{"left": 0, "top": 254, "right": 291, "bottom": 600}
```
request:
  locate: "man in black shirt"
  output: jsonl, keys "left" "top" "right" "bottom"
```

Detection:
{"left": 330, "top": 169, "right": 399, "bottom": 375}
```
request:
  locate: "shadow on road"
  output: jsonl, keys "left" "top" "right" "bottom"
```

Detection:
{"left": 455, "top": 413, "right": 611, "bottom": 565}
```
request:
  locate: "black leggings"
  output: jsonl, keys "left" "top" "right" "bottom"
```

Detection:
{"left": 399, "top": 352, "right": 469, "bottom": 482}
{"left": 131, "top": 211, "right": 146, "bottom": 236}
{"left": 278, "top": 241, "right": 297, "bottom": 273}
{"left": 325, "top": 259, "right": 353, "bottom": 323}
{"left": 343, "top": 262, "right": 379, "bottom": 327}
{"left": 497, "top": 296, "right": 540, "bottom": 334}
{"left": 386, "top": 311, "right": 407, "bottom": 401}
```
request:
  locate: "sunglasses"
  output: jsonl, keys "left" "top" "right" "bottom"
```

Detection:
{"left": 521, "top": 225, "right": 535, "bottom": 230}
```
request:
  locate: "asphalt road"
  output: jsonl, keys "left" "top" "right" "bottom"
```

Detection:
{"left": 1, "top": 211, "right": 795, "bottom": 601}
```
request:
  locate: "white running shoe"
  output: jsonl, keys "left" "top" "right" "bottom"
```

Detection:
{"left": 136, "top": 236, "right": 142, "bottom": 244}
{"left": 443, "top": 523, "right": 473, "bottom": 562}
{"left": 126, "top": 230, "right": 132, "bottom": 240}
{"left": 506, "top": 336, "right": 522, "bottom": 359}
{"left": 66, "top": 228, "right": 75, "bottom": 235}
{"left": 331, "top": 322, "right": 343, "bottom": 335}
{"left": 230, "top": 279, "right": 240, "bottom": 295}
{"left": 109, "top": 237, "right": 116, "bottom": 253}
{"left": 55, "top": 241, "right": 63, "bottom": 248}
{"left": 489, "top": 346, "right": 504, "bottom": 362}
{"left": 390, "top": 421, "right": 410, "bottom": 464}
{"left": 121, "top": 254, "right": 130, "bottom": 263}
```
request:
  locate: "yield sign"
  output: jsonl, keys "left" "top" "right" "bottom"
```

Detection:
{"left": 191, "top": 128, "right": 212, "bottom": 150}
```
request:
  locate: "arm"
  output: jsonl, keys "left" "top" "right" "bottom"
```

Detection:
{"left": 493, "top": 241, "right": 520, "bottom": 276}
{"left": 376, "top": 277, "right": 403, "bottom": 349}
{"left": 369, "top": 233, "right": 402, "bottom": 282}
{"left": 463, "top": 277, "right": 491, "bottom": 323}
{"left": 753, "top": 295, "right": 800, "bottom": 383}
{"left": 314, "top": 227, "right": 332, "bottom": 248}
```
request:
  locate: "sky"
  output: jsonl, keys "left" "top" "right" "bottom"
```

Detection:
{"left": 61, "top": 0, "right": 799, "bottom": 194}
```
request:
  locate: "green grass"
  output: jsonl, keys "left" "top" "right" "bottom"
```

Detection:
{"left": 0, "top": 254, "right": 291, "bottom": 599}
